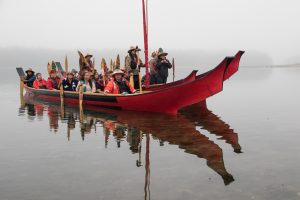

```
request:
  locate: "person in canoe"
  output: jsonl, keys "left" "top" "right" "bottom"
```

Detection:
{"left": 104, "top": 69, "right": 136, "bottom": 95}
{"left": 62, "top": 72, "right": 78, "bottom": 91}
{"left": 76, "top": 71, "right": 96, "bottom": 93}
{"left": 149, "top": 51, "right": 158, "bottom": 84}
{"left": 71, "top": 69, "right": 78, "bottom": 80}
{"left": 46, "top": 70, "right": 60, "bottom": 90}
{"left": 125, "top": 46, "right": 144, "bottom": 89}
{"left": 156, "top": 48, "right": 172, "bottom": 84}
{"left": 33, "top": 73, "right": 47, "bottom": 89}
{"left": 94, "top": 72, "right": 105, "bottom": 92}
{"left": 23, "top": 68, "right": 36, "bottom": 87}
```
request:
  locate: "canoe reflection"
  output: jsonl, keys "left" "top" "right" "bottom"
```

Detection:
{"left": 19, "top": 95, "right": 242, "bottom": 186}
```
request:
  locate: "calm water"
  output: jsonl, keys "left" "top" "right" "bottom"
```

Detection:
{"left": 0, "top": 67, "right": 300, "bottom": 200}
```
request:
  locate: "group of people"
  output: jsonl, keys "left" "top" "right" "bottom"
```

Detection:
{"left": 125, "top": 46, "right": 173, "bottom": 86}
{"left": 23, "top": 46, "right": 173, "bottom": 95}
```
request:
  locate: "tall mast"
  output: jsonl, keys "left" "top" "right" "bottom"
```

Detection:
{"left": 142, "top": 0, "right": 150, "bottom": 88}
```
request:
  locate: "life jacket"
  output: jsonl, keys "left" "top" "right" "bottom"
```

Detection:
{"left": 46, "top": 78, "right": 60, "bottom": 90}
{"left": 33, "top": 79, "right": 47, "bottom": 89}
{"left": 104, "top": 78, "right": 136, "bottom": 94}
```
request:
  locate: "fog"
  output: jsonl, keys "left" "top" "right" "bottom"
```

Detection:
{"left": 0, "top": 0, "right": 300, "bottom": 65}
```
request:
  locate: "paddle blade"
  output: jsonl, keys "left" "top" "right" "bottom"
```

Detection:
{"left": 110, "top": 59, "right": 113, "bottom": 71}
{"left": 51, "top": 61, "right": 56, "bottom": 71}
{"left": 16, "top": 67, "right": 25, "bottom": 78}
{"left": 78, "top": 50, "right": 85, "bottom": 72}
{"left": 56, "top": 62, "right": 64, "bottom": 73}
{"left": 65, "top": 56, "right": 69, "bottom": 73}
{"left": 101, "top": 58, "right": 107, "bottom": 75}
{"left": 116, "top": 54, "right": 120, "bottom": 69}
{"left": 47, "top": 62, "right": 52, "bottom": 74}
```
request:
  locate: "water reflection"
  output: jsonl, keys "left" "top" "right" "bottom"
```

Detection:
{"left": 19, "top": 94, "right": 242, "bottom": 190}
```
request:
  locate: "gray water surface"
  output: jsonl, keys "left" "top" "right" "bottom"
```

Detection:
{"left": 0, "top": 67, "right": 299, "bottom": 200}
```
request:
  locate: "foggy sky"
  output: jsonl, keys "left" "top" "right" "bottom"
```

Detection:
{"left": 0, "top": 0, "right": 300, "bottom": 64}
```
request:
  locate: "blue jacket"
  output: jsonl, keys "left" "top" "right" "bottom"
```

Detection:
{"left": 25, "top": 74, "right": 36, "bottom": 87}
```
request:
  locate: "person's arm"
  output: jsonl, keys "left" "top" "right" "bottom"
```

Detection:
{"left": 166, "top": 59, "right": 173, "bottom": 69}
{"left": 104, "top": 81, "right": 113, "bottom": 94}
{"left": 138, "top": 58, "right": 145, "bottom": 69}
{"left": 127, "top": 80, "right": 136, "bottom": 94}
{"left": 91, "top": 81, "right": 96, "bottom": 93}
{"left": 76, "top": 81, "right": 83, "bottom": 92}
{"left": 58, "top": 79, "right": 64, "bottom": 89}
{"left": 27, "top": 75, "right": 36, "bottom": 82}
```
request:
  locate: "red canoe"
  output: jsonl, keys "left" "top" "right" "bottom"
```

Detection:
{"left": 145, "top": 70, "right": 198, "bottom": 91}
{"left": 195, "top": 51, "right": 245, "bottom": 81}
{"left": 145, "top": 51, "right": 244, "bottom": 92}
{"left": 24, "top": 57, "right": 232, "bottom": 114}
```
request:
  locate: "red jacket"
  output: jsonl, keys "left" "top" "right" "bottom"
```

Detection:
{"left": 46, "top": 78, "right": 60, "bottom": 90}
{"left": 33, "top": 79, "right": 47, "bottom": 89}
{"left": 104, "top": 78, "right": 136, "bottom": 94}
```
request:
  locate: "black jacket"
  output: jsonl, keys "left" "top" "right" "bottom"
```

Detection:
{"left": 62, "top": 79, "right": 78, "bottom": 91}
{"left": 156, "top": 58, "right": 172, "bottom": 78}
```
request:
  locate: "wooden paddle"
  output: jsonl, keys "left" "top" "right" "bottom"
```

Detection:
{"left": 47, "top": 62, "right": 52, "bottom": 75}
{"left": 136, "top": 50, "right": 142, "bottom": 91}
{"left": 16, "top": 67, "right": 25, "bottom": 97}
{"left": 139, "top": 72, "right": 143, "bottom": 93}
{"left": 65, "top": 56, "right": 69, "bottom": 73}
{"left": 101, "top": 58, "right": 108, "bottom": 86}
{"left": 60, "top": 84, "right": 64, "bottom": 118}
{"left": 79, "top": 85, "right": 84, "bottom": 123}
{"left": 110, "top": 59, "right": 113, "bottom": 72}
{"left": 78, "top": 50, "right": 88, "bottom": 73}
{"left": 130, "top": 74, "right": 134, "bottom": 88}
{"left": 116, "top": 54, "right": 121, "bottom": 68}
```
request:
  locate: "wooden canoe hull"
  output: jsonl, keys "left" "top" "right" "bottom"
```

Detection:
{"left": 145, "top": 51, "right": 245, "bottom": 92}
{"left": 145, "top": 70, "right": 198, "bottom": 91}
{"left": 25, "top": 57, "right": 231, "bottom": 114}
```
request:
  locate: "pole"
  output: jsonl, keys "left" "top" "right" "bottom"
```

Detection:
{"left": 142, "top": 0, "right": 150, "bottom": 88}
{"left": 172, "top": 58, "right": 175, "bottom": 82}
